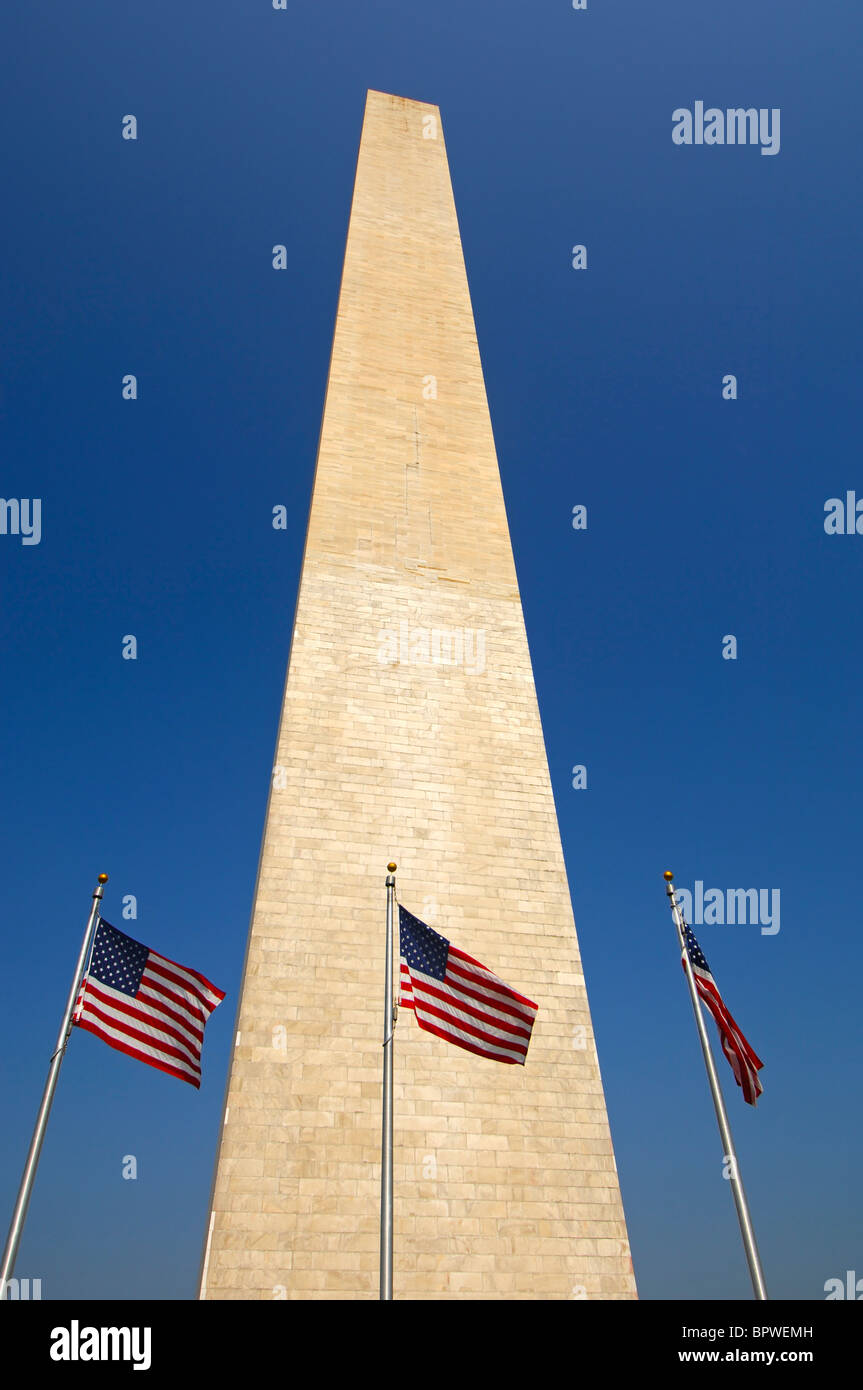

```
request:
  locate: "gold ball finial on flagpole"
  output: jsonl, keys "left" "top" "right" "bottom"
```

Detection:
{"left": 663, "top": 870, "right": 674, "bottom": 881}
{"left": 387, "top": 862, "right": 397, "bottom": 873}
{"left": 98, "top": 874, "right": 109, "bottom": 884}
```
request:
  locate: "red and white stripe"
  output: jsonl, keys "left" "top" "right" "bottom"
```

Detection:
{"left": 74, "top": 948, "right": 224, "bottom": 1089}
{"left": 400, "top": 944, "right": 537, "bottom": 1065}
{"left": 689, "top": 962, "right": 764, "bottom": 1105}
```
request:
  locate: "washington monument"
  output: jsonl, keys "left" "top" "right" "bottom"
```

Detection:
{"left": 199, "top": 90, "right": 636, "bottom": 1300}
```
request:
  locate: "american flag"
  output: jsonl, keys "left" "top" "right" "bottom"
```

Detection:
{"left": 682, "top": 924, "right": 764, "bottom": 1106}
{"left": 398, "top": 905, "right": 537, "bottom": 1065}
{"left": 73, "top": 920, "right": 224, "bottom": 1088}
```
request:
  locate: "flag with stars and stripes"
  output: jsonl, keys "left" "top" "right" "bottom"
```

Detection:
{"left": 398, "top": 905, "right": 537, "bottom": 1065}
{"left": 682, "top": 924, "right": 764, "bottom": 1105}
{"left": 72, "top": 920, "right": 224, "bottom": 1088}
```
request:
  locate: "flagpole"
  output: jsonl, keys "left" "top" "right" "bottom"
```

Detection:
{"left": 380, "top": 862, "right": 397, "bottom": 1301}
{"left": 1, "top": 873, "right": 108, "bottom": 1292}
{"left": 664, "top": 870, "right": 768, "bottom": 1300}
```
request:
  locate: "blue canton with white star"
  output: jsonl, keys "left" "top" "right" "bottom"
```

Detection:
{"left": 399, "top": 906, "right": 449, "bottom": 981}
{"left": 89, "top": 920, "right": 149, "bottom": 997}
{"left": 684, "top": 925, "right": 711, "bottom": 974}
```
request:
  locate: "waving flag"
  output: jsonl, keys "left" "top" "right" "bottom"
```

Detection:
{"left": 682, "top": 925, "right": 764, "bottom": 1105}
{"left": 73, "top": 920, "right": 224, "bottom": 1088}
{"left": 398, "top": 905, "right": 537, "bottom": 1065}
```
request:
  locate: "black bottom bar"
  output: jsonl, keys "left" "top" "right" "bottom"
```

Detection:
{"left": 4, "top": 1297, "right": 855, "bottom": 1375}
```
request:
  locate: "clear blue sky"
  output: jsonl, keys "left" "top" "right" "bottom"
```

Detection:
{"left": 1, "top": 0, "right": 860, "bottom": 1301}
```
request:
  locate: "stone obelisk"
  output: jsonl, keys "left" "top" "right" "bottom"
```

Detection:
{"left": 199, "top": 89, "right": 636, "bottom": 1300}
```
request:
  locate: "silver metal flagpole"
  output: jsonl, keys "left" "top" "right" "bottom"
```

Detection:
{"left": 1, "top": 873, "right": 108, "bottom": 1293}
{"left": 664, "top": 870, "right": 768, "bottom": 1300}
{"left": 380, "top": 862, "right": 397, "bottom": 1301}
